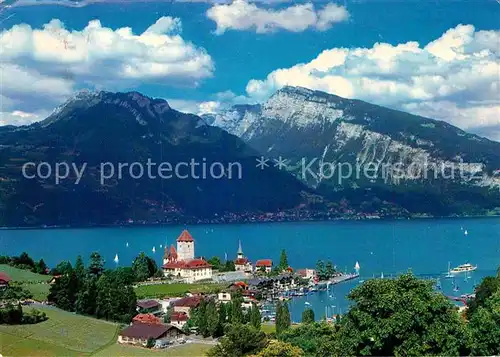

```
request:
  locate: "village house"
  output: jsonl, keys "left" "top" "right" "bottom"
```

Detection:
{"left": 118, "top": 322, "right": 185, "bottom": 346}
{"left": 234, "top": 241, "right": 253, "bottom": 274}
{"left": 255, "top": 259, "right": 273, "bottom": 273}
{"left": 0, "top": 272, "right": 11, "bottom": 289}
{"left": 172, "top": 296, "right": 203, "bottom": 317}
{"left": 136, "top": 300, "right": 162, "bottom": 315}
{"left": 170, "top": 311, "right": 189, "bottom": 328}
{"left": 162, "top": 230, "right": 213, "bottom": 283}
{"left": 296, "top": 269, "right": 316, "bottom": 282}
{"left": 217, "top": 291, "right": 232, "bottom": 304}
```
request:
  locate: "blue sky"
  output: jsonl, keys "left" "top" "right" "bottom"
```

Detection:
{"left": 0, "top": 0, "right": 499, "bottom": 140}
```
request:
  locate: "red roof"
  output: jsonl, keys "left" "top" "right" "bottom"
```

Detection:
{"left": 173, "top": 296, "right": 202, "bottom": 308}
{"left": 177, "top": 230, "right": 194, "bottom": 242}
{"left": 0, "top": 272, "right": 11, "bottom": 283}
{"left": 119, "top": 322, "right": 184, "bottom": 339}
{"left": 235, "top": 257, "right": 249, "bottom": 265}
{"left": 164, "top": 244, "right": 178, "bottom": 260}
{"left": 133, "top": 314, "right": 162, "bottom": 325}
{"left": 163, "top": 258, "right": 211, "bottom": 270}
{"left": 255, "top": 259, "right": 272, "bottom": 267}
{"left": 137, "top": 300, "right": 161, "bottom": 310}
{"left": 232, "top": 281, "right": 248, "bottom": 289}
{"left": 171, "top": 312, "right": 189, "bottom": 321}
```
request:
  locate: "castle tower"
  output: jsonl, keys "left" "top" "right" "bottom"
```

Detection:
{"left": 176, "top": 230, "right": 195, "bottom": 261}
{"left": 237, "top": 240, "right": 244, "bottom": 260}
{"left": 163, "top": 245, "right": 178, "bottom": 265}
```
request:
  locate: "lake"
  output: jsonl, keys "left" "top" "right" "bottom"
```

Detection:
{"left": 1, "top": 218, "right": 499, "bottom": 322}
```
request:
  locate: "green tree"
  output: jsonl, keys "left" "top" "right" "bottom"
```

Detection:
{"left": 47, "top": 272, "right": 78, "bottom": 311}
{"left": 466, "top": 275, "right": 500, "bottom": 319}
{"left": 217, "top": 303, "right": 228, "bottom": 336}
{"left": 469, "top": 289, "right": 500, "bottom": 355}
{"left": 208, "top": 256, "right": 222, "bottom": 270}
{"left": 33, "top": 258, "right": 47, "bottom": 274}
{"left": 254, "top": 340, "right": 304, "bottom": 357}
{"left": 88, "top": 252, "right": 104, "bottom": 277}
{"left": 52, "top": 261, "right": 73, "bottom": 276}
{"left": 113, "top": 267, "right": 136, "bottom": 286}
{"left": 146, "top": 337, "right": 155, "bottom": 348}
{"left": 207, "top": 324, "right": 267, "bottom": 357}
{"left": 249, "top": 303, "right": 261, "bottom": 330}
{"left": 315, "top": 260, "right": 326, "bottom": 281}
{"left": 301, "top": 308, "right": 315, "bottom": 324}
{"left": 231, "top": 292, "right": 244, "bottom": 324}
{"left": 280, "top": 321, "right": 337, "bottom": 356}
{"left": 279, "top": 249, "right": 289, "bottom": 271}
{"left": 195, "top": 299, "right": 208, "bottom": 337}
{"left": 75, "top": 277, "right": 97, "bottom": 315}
{"left": 223, "top": 260, "right": 236, "bottom": 272}
{"left": 276, "top": 301, "right": 291, "bottom": 335}
{"left": 74, "top": 255, "right": 86, "bottom": 287}
{"left": 335, "top": 273, "right": 471, "bottom": 356}
{"left": 206, "top": 300, "right": 220, "bottom": 338}
{"left": 325, "top": 261, "right": 335, "bottom": 278}
{"left": 132, "top": 252, "right": 151, "bottom": 281}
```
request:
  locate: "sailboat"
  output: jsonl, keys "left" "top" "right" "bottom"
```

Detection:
{"left": 114, "top": 254, "right": 119, "bottom": 264}
{"left": 152, "top": 246, "right": 156, "bottom": 253}
{"left": 354, "top": 261, "right": 360, "bottom": 274}
{"left": 464, "top": 230, "right": 469, "bottom": 236}
{"left": 160, "top": 244, "right": 163, "bottom": 248}
{"left": 380, "top": 272, "right": 384, "bottom": 279}
{"left": 126, "top": 242, "right": 129, "bottom": 248}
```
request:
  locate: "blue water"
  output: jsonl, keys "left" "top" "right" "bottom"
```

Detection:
{"left": 1, "top": 218, "right": 498, "bottom": 321}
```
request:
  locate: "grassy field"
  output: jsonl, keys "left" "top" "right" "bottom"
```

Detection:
{"left": 261, "top": 323, "right": 276, "bottom": 334}
{"left": 135, "top": 282, "right": 226, "bottom": 299}
{"left": 0, "top": 265, "right": 51, "bottom": 283}
{"left": 0, "top": 264, "right": 52, "bottom": 301}
{"left": 93, "top": 342, "right": 211, "bottom": 356}
{"left": 0, "top": 306, "right": 119, "bottom": 356}
{"left": 0, "top": 306, "right": 211, "bottom": 357}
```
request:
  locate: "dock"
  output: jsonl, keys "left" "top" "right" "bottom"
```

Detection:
{"left": 318, "top": 273, "right": 360, "bottom": 286}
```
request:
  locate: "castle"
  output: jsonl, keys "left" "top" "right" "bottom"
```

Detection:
{"left": 162, "top": 230, "right": 212, "bottom": 283}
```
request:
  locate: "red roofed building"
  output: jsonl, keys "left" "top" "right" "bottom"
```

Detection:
{"left": 234, "top": 241, "right": 253, "bottom": 274}
{"left": 172, "top": 296, "right": 203, "bottom": 317}
{"left": 255, "top": 259, "right": 273, "bottom": 273}
{"left": 162, "top": 230, "right": 212, "bottom": 283}
{"left": 0, "top": 272, "right": 11, "bottom": 288}
{"left": 170, "top": 311, "right": 189, "bottom": 328}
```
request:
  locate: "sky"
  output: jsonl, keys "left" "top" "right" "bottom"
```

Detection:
{"left": 0, "top": 0, "right": 499, "bottom": 141}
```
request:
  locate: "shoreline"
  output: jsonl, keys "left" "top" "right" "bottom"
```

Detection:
{"left": 0, "top": 214, "right": 499, "bottom": 231}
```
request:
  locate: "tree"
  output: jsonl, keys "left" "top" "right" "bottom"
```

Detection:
{"left": 254, "top": 340, "right": 304, "bottom": 357}
{"left": 75, "top": 277, "right": 97, "bottom": 315}
{"left": 52, "top": 261, "right": 73, "bottom": 276}
{"left": 334, "top": 273, "right": 471, "bottom": 356}
{"left": 74, "top": 255, "right": 85, "bottom": 280}
{"left": 146, "top": 337, "right": 155, "bottom": 348}
{"left": 33, "top": 259, "right": 47, "bottom": 274}
{"left": 250, "top": 303, "right": 261, "bottom": 330}
{"left": 223, "top": 260, "right": 236, "bottom": 272}
{"left": 301, "top": 308, "right": 315, "bottom": 324}
{"left": 325, "top": 261, "right": 335, "bottom": 278}
{"left": 280, "top": 321, "right": 337, "bottom": 356}
{"left": 47, "top": 272, "right": 78, "bottom": 311}
{"left": 279, "top": 250, "right": 289, "bottom": 271}
{"left": 195, "top": 299, "right": 208, "bottom": 337}
{"left": 469, "top": 287, "right": 500, "bottom": 355}
{"left": 466, "top": 275, "right": 500, "bottom": 319}
{"left": 217, "top": 303, "right": 228, "bottom": 336}
{"left": 132, "top": 252, "right": 150, "bottom": 281}
{"left": 315, "top": 260, "right": 326, "bottom": 281}
{"left": 207, "top": 324, "right": 267, "bottom": 357}
{"left": 113, "top": 267, "right": 136, "bottom": 286}
{"left": 12, "top": 252, "right": 35, "bottom": 269}
{"left": 230, "top": 293, "right": 244, "bottom": 324}
{"left": 208, "top": 256, "right": 222, "bottom": 271}
{"left": 276, "top": 301, "right": 291, "bottom": 335}
{"left": 88, "top": 252, "right": 104, "bottom": 277}
{"left": 206, "top": 300, "right": 220, "bottom": 338}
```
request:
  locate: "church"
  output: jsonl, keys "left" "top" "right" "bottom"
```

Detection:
{"left": 162, "top": 230, "right": 212, "bottom": 283}
{"left": 234, "top": 240, "right": 253, "bottom": 274}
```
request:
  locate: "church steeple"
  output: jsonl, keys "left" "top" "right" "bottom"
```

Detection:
{"left": 237, "top": 240, "right": 244, "bottom": 259}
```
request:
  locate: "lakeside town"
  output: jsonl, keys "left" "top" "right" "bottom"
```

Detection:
{"left": 1, "top": 228, "right": 499, "bottom": 356}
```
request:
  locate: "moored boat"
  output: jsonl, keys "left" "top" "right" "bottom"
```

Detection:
{"left": 449, "top": 263, "right": 477, "bottom": 274}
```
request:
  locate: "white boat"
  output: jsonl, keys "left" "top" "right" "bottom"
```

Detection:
{"left": 354, "top": 261, "right": 360, "bottom": 273}
{"left": 114, "top": 254, "right": 119, "bottom": 264}
{"left": 449, "top": 263, "right": 477, "bottom": 274}
{"left": 380, "top": 272, "right": 384, "bottom": 279}
{"left": 464, "top": 230, "right": 468, "bottom": 236}
{"left": 152, "top": 246, "right": 156, "bottom": 253}
{"left": 126, "top": 242, "right": 129, "bottom": 247}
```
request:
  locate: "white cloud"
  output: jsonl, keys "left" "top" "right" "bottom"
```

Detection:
{"left": 207, "top": 0, "right": 349, "bottom": 34}
{"left": 243, "top": 25, "right": 500, "bottom": 141}
{"left": 0, "top": 17, "right": 214, "bottom": 126}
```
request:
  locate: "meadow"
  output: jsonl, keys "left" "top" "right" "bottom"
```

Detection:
{"left": 0, "top": 306, "right": 211, "bottom": 356}
{"left": 0, "top": 264, "right": 51, "bottom": 301}
{"left": 134, "top": 282, "right": 226, "bottom": 299}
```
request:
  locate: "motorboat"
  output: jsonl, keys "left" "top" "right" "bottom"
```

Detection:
{"left": 449, "top": 263, "right": 477, "bottom": 274}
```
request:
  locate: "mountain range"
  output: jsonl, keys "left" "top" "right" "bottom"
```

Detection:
{"left": 204, "top": 86, "right": 500, "bottom": 217}
{"left": 0, "top": 87, "right": 498, "bottom": 227}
